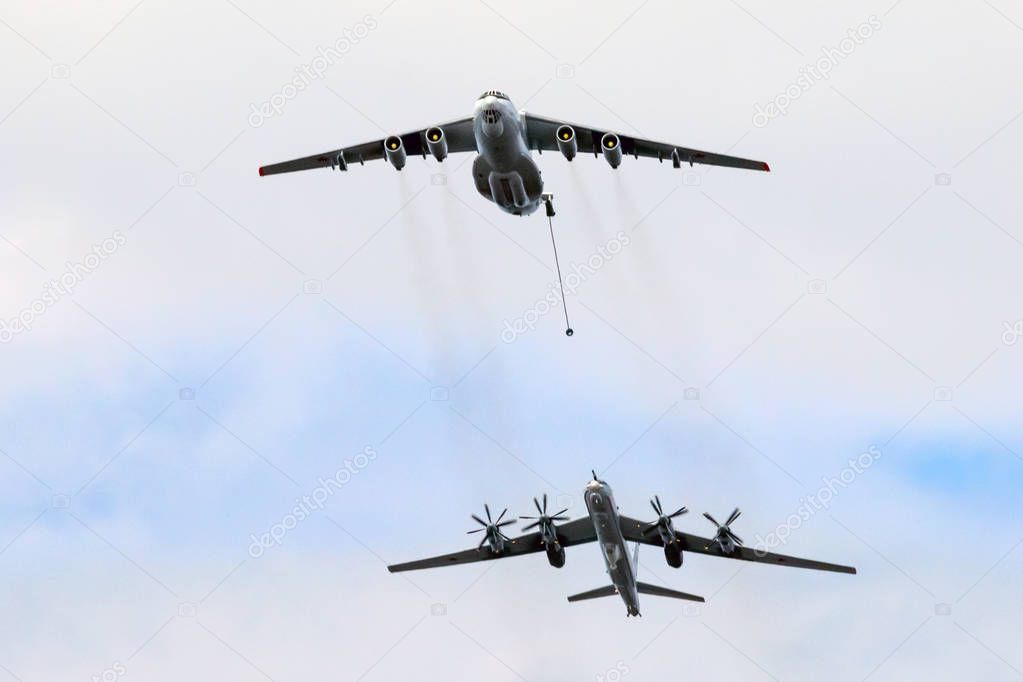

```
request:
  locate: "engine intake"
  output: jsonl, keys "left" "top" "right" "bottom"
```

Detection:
{"left": 555, "top": 125, "right": 577, "bottom": 161}
{"left": 425, "top": 127, "right": 447, "bottom": 162}
{"left": 384, "top": 135, "right": 406, "bottom": 170}
{"left": 601, "top": 133, "right": 622, "bottom": 168}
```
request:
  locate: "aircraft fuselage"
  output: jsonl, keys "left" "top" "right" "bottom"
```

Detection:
{"left": 471, "top": 93, "right": 544, "bottom": 216}
{"left": 584, "top": 479, "right": 641, "bottom": 616}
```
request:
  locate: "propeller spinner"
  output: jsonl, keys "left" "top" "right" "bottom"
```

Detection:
{"left": 468, "top": 504, "right": 516, "bottom": 553}
{"left": 642, "top": 495, "right": 688, "bottom": 543}
{"left": 519, "top": 493, "right": 568, "bottom": 544}
{"left": 703, "top": 508, "right": 743, "bottom": 553}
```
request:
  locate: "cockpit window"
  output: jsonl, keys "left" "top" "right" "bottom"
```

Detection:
{"left": 479, "top": 90, "right": 509, "bottom": 100}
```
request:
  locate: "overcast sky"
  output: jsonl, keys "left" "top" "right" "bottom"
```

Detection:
{"left": 1, "top": 0, "right": 1022, "bottom": 680}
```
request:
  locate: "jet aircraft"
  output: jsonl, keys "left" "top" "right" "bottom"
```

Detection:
{"left": 388, "top": 472, "right": 855, "bottom": 617}
{"left": 259, "top": 90, "right": 770, "bottom": 216}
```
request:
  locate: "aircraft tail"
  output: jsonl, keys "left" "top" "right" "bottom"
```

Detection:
{"left": 566, "top": 585, "right": 618, "bottom": 602}
{"left": 635, "top": 581, "right": 704, "bottom": 603}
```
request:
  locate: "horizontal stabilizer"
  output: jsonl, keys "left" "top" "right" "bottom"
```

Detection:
{"left": 567, "top": 585, "right": 618, "bottom": 602}
{"left": 636, "top": 581, "right": 704, "bottom": 602}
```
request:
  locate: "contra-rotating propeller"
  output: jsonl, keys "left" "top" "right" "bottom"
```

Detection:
{"left": 703, "top": 508, "right": 743, "bottom": 551}
{"left": 468, "top": 504, "right": 516, "bottom": 551}
{"left": 642, "top": 496, "right": 688, "bottom": 537}
{"left": 519, "top": 493, "right": 569, "bottom": 541}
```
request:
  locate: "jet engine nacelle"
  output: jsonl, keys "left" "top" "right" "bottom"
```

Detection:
{"left": 663, "top": 543, "right": 682, "bottom": 569}
{"left": 546, "top": 544, "right": 566, "bottom": 568}
{"left": 555, "top": 125, "right": 577, "bottom": 161}
{"left": 601, "top": 133, "right": 622, "bottom": 168}
{"left": 425, "top": 127, "right": 447, "bottom": 162}
{"left": 384, "top": 135, "right": 406, "bottom": 170}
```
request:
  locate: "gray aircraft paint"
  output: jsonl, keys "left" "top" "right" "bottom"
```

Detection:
{"left": 583, "top": 477, "right": 642, "bottom": 616}
{"left": 471, "top": 92, "right": 545, "bottom": 216}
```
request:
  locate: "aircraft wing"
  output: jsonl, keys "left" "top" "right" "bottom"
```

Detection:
{"left": 619, "top": 516, "right": 856, "bottom": 574}
{"left": 387, "top": 517, "right": 596, "bottom": 573}
{"left": 523, "top": 113, "right": 770, "bottom": 172}
{"left": 258, "top": 117, "right": 476, "bottom": 176}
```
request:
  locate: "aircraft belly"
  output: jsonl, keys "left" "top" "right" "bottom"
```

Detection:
{"left": 591, "top": 512, "right": 635, "bottom": 605}
{"left": 487, "top": 171, "right": 529, "bottom": 208}
{"left": 472, "top": 151, "right": 543, "bottom": 216}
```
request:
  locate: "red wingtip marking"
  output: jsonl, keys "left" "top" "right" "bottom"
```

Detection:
{"left": 258, "top": 166, "right": 265, "bottom": 176}
{"left": 763, "top": 162, "right": 771, "bottom": 172}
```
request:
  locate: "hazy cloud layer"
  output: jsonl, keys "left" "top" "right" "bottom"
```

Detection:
{"left": 1, "top": 0, "right": 1022, "bottom": 680}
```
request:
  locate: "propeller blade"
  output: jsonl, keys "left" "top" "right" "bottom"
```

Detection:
{"left": 703, "top": 512, "right": 720, "bottom": 527}
{"left": 477, "top": 535, "right": 488, "bottom": 550}
{"left": 649, "top": 499, "right": 660, "bottom": 515}
{"left": 467, "top": 528, "right": 485, "bottom": 534}
{"left": 641, "top": 523, "right": 659, "bottom": 535}
{"left": 520, "top": 515, "right": 538, "bottom": 520}
{"left": 497, "top": 519, "right": 516, "bottom": 528}
{"left": 542, "top": 493, "right": 548, "bottom": 514}
{"left": 471, "top": 514, "right": 487, "bottom": 526}
{"left": 496, "top": 508, "right": 508, "bottom": 524}
{"left": 484, "top": 504, "right": 493, "bottom": 523}
{"left": 726, "top": 508, "right": 741, "bottom": 525}
{"left": 552, "top": 508, "right": 569, "bottom": 518}
{"left": 726, "top": 530, "right": 744, "bottom": 545}
{"left": 670, "top": 507, "right": 688, "bottom": 518}
{"left": 522, "top": 521, "right": 540, "bottom": 531}
{"left": 533, "top": 497, "right": 543, "bottom": 515}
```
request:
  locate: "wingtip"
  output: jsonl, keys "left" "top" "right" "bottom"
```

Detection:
{"left": 762, "top": 162, "right": 771, "bottom": 172}
{"left": 258, "top": 166, "right": 266, "bottom": 177}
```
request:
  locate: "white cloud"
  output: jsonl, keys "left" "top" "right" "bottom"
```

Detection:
{"left": 1, "top": 0, "right": 1022, "bottom": 679}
